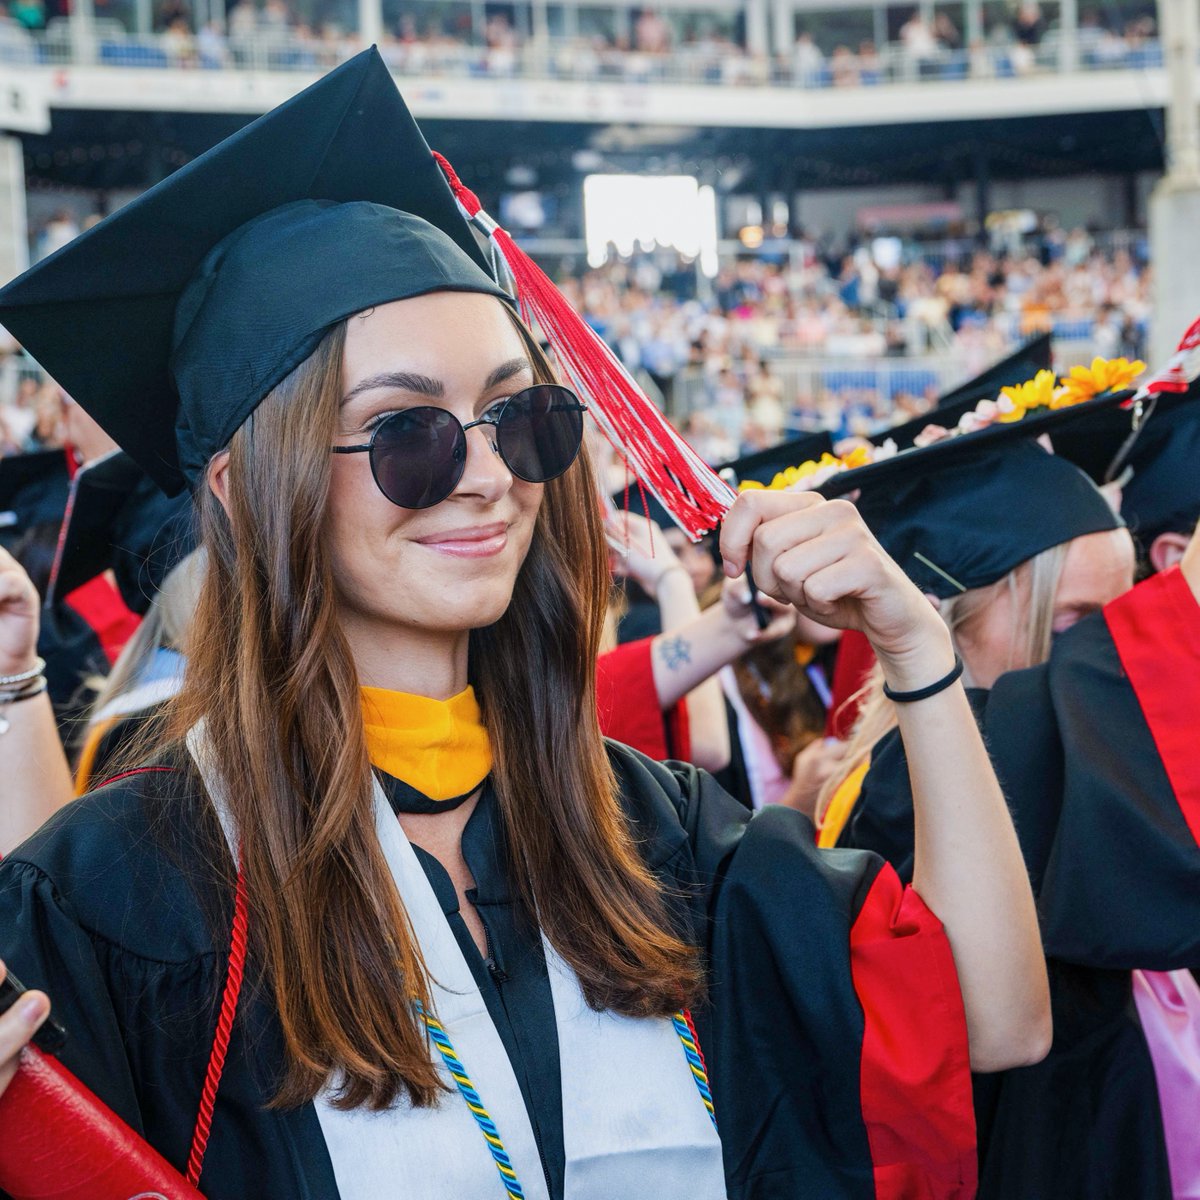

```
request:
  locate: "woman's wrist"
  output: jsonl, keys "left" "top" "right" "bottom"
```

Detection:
{"left": 875, "top": 625, "right": 957, "bottom": 696}
{"left": 652, "top": 563, "right": 692, "bottom": 597}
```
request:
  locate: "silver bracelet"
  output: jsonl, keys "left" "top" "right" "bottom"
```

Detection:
{"left": 0, "top": 675, "right": 47, "bottom": 705}
{"left": 0, "top": 656, "right": 46, "bottom": 688}
{"left": 0, "top": 675, "right": 47, "bottom": 733}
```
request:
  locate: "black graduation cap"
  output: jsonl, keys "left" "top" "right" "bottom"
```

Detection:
{"left": 930, "top": 334, "right": 1053, "bottom": 415}
{"left": 875, "top": 334, "right": 1054, "bottom": 451}
{"left": 609, "top": 483, "right": 674, "bottom": 530}
{"left": 46, "top": 450, "right": 195, "bottom": 614}
{"left": 0, "top": 48, "right": 507, "bottom": 497}
{"left": 715, "top": 430, "right": 835, "bottom": 488}
{"left": 0, "top": 449, "right": 70, "bottom": 546}
{"left": 1043, "top": 377, "right": 1200, "bottom": 549}
{"left": 712, "top": 338, "right": 1052, "bottom": 491}
{"left": 810, "top": 391, "right": 1130, "bottom": 599}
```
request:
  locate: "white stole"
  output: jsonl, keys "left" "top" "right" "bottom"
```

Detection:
{"left": 187, "top": 727, "right": 727, "bottom": 1199}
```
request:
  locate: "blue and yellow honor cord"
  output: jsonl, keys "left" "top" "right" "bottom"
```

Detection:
{"left": 417, "top": 1003, "right": 717, "bottom": 1197}
{"left": 672, "top": 1009, "right": 717, "bottom": 1128}
{"left": 418, "top": 1002, "right": 527, "bottom": 1199}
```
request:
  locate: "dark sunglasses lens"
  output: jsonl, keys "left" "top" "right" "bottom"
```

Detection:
{"left": 497, "top": 385, "right": 584, "bottom": 483}
{"left": 371, "top": 408, "right": 465, "bottom": 509}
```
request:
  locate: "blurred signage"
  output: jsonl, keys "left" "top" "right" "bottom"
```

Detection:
{"left": 0, "top": 78, "right": 50, "bottom": 134}
{"left": 856, "top": 201, "right": 963, "bottom": 231}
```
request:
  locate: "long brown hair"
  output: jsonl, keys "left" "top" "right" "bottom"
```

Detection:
{"left": 167, "top": 305, "right": 700, "bottom": 1112}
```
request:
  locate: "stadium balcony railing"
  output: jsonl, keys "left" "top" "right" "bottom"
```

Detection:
{"left": 0, "top": 22, "right": 1169, "bottom": 86}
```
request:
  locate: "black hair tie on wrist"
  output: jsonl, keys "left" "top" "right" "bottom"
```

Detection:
{"left": 883, "top": 653, "right": 964, "bottom": 703}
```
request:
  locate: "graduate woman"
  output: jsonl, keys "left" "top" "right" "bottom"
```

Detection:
{"left": 0, "top": 51, "right": 1047, "bottom": 1200}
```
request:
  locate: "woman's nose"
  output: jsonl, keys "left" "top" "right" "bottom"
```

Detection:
{"left": 453, "top": 423, "right": 511, "bottom": 502}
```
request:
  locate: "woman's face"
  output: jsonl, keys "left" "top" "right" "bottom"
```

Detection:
{"left": 958, "top": 527, "right": 1135, "bottom": 688}
{"left": 329, "top": 291, "right": 543, "bottom": 646}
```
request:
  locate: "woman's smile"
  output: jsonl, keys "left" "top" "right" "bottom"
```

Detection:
{"left": 413, "top": 521, "right": 510, "bottom": 559}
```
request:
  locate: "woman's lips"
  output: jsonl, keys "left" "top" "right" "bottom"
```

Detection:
{"left": 414, "top": 522, "right": 509, "bottom": 558}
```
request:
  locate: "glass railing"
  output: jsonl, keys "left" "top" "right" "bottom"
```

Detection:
{"left": 0, "top": 21, "right": 1168, "bottom": 86}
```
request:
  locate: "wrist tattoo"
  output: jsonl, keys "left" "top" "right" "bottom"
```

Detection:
{"left": 659, "top": 635, "right": 692, "bottom": 671}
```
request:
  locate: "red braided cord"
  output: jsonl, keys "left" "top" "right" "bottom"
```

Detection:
{"left": 95, "top": 765, "right": 177, "bottom": 789}
{"left": 186, "top": 859, "right": 249, "bottom": 1187}
{"left": 682, "top": 1009, "right": 711, "bottom": 1083}
{"left": 431, "top": 151, "right": 482, "bottom": 217}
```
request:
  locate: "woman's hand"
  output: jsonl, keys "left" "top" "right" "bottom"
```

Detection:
{"left": 778, "top": 737, "right": 846, "bottom": 821}
{"left": 0, "top": 961, "right": 49, "bottom": 1096}
{"left": 606, "top": 511, "right": 690, "bottom": 596}
{"left": 719, "top": 490, "right": 953, "bottom": 690}
{"left": 0, "top": 548, "right": 40, "bottom": 679}
{"left": 719, "top": 573, "right": 796, "bottom": 644}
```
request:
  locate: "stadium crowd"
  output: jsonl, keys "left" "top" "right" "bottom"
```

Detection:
{"left": 0, "top": 55, "right": 1198, "bottom": 1200}
{"left": 0, "top": 0, "right": 1165, "bottom": 82}
{"left": 5, "top": 214, "right": 1150, "bottom": 462}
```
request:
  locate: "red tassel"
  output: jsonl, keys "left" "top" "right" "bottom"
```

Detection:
{"left": 433, "top": 152, "right": 734, "bottom": 540}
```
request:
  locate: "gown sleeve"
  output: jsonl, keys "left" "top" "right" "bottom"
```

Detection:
{"left": 1038, "top": 567, "right": 1200, "bottom": 968}
{"left": 610, "top": 744, "right": 977, "bottom": 1200}
{"left": 595, "top": 637, "right": 690, "bottom": 762}
{"left": 0, "top": 768, "right": 339, "bottom": 1200}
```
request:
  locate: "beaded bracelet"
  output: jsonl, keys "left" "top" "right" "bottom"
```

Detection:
{"left": 0, "top": 675, "right": 48, "bottom": 734}
{"left": 0, "top": 656, "right": 46, "bottom": 688}
{"left": 882, "top": 654, "right": 964, "bottom": 704}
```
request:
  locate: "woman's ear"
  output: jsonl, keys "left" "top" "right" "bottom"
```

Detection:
{"left": 206, "top": 451, "right": 232, "bottom": 518}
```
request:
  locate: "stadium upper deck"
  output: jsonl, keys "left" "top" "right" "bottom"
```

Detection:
{"left": 0, "top": 0, "right": 1178, "bottom": 132}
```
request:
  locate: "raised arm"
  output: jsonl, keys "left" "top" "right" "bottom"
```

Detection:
{"left": 720, "top": 489, "right": 1051, "bottom": 1072}
{"left": 608, "top": 511, "right": 732, "bottom": 772}
{"left": 0, "top": 549, "right": 75, "bottom": 855}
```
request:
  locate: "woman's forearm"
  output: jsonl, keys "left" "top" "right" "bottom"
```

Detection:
{"left": 0, "top": 691, "right": 75, "bottom": 855}
{"left": 652, "top": 566, "right": 701, "bottom": 631}
{"left": 881, "top": 636, "right": 1051, "bottom": 1073}
{"left": 650, "top": 603, "right": 746, "bottom": 710}
{"left": 653, "top": 569, "right": 732, "bottom": 770}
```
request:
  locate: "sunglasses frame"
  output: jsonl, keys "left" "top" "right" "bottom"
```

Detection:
{"left": 331, "top": 383, "right": 587, "bottom": 509}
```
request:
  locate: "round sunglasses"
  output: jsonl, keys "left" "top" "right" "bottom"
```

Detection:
{"left": 331, "top": 383, "right": 586, "bottom": 509}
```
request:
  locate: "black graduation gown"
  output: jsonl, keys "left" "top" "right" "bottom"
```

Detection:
{"left": 840, "top": 568, "right": 1200, "bottom": 1200}
{"left": 0, "top": 741, "right": 976, "bottom": 1200}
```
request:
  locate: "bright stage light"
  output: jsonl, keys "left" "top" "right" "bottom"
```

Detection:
{"left": 583, "top": 174, "right": 720, "bottom": 277}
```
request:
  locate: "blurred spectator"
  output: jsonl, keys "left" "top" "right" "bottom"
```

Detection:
{"left": 37, "top": 210, "right": 80, "bottom": 260}
{"left": 8, "top": 0, "right": 42, "bottom": 28}
{"left": 791, "top": 31, "right": 824, "bottom": 84}
{"left": 1014, "top": 3, "right": 1046, "bottom": 46}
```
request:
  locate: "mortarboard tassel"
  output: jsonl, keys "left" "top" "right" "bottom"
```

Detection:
{"left": 432, "top": 152, "right": 735, "bottom": 541}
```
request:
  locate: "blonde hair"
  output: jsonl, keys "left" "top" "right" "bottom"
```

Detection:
{"left": 83, "top": 548, "right": 206, "bottom": 724}
{"left": 816, "top": 541, "right": 1069, "bottom": 829}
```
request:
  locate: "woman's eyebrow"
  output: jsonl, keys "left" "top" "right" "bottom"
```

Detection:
{"left": 341, "top": 358, "right": 531, "bottom": 407}
{"left": 342, "top": 370, "right": 443, "bottom": 406}
{"left": 483, "top": 357, "right": 533, "bottom": 391}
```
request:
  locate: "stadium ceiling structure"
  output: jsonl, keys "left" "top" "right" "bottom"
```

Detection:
{"left": 19, "top": 106, "right": 1165, "bottom": 209}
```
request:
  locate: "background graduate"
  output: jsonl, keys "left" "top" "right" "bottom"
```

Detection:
{"left": 0, "top": 50, "right": 1048, "bottom": 1200}
{"left": 797, "top": 377, "right": 1200, "bottom": 1199}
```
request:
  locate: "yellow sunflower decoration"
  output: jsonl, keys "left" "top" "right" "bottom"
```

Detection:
{"left": 996, "top": 369, "right": 1057, "bottom": 423}
{"left": 734, "top": 355, "right": 1147, "bottom": 495}
{"left": 1054, "top": 356, "right": 1146, "bottom": 409}
{"left": 741, "top": 444, "right": 874, "bottom": 492}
